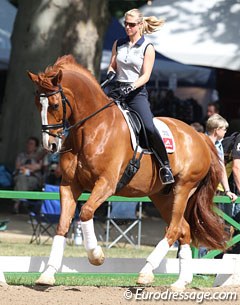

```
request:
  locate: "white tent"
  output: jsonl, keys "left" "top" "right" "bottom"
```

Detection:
{"left": 101, "top": 49, "right": 213, "bottom": 86}
{"left": 140, "top": 0, "right": 240, "bottom": 71}
{"left": 101, "top": 18, "right": 213, "bottom": 87}
{"left": 0, "top": 0, "right": 17, "bottom": 69}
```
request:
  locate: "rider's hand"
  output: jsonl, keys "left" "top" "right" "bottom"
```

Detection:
{"left": 119, "top": 84, "right": 136, "bottom": 98}
{"left": 106, "top": 71, "right": 116, "bottom": 80}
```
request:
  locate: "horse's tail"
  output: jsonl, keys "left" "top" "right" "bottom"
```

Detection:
{"left": 185, "top": 134, "right": 229, "bottom": 250}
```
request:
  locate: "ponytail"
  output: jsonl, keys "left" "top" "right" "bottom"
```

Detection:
{"left": 142, "top": 16, "right": 164, "bottom": 35}
{"left": 125, "top": 9, "right": 164, "bottom": 36}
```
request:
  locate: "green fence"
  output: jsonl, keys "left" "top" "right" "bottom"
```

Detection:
{"left": 0, "top": 190, "right": 239, "bottom": 258}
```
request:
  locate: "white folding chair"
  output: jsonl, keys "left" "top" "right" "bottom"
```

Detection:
{"left": 105, "top": 201, "right": 142, "bottom": 248}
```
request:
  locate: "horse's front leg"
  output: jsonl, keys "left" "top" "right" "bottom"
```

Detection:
{"left": 36, "top": 184, "right": 80, "bottom": 285}
{"left": 80, "top": 176, "right": 115, "bottom": 266}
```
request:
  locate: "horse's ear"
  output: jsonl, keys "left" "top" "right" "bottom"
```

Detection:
{"left": 27, "top": 71, "right": 38, "bottom": 83}
{"left": 52, "top": 70, "right": 63, "bottom": 86}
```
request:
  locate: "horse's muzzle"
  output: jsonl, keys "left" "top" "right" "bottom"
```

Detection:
{"left": 42, "top": 133, "right": 62, "bottom": 153}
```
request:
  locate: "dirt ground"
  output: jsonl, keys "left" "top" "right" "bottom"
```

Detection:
{"left": 1, "top": 203, "right": 240, "bottom": 305}
{"left": 0, "top": 285, "right": 240, "bottom": 305}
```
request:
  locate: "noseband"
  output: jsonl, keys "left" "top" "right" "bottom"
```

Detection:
{"left": 38, "top": 84, "right": 73, "bottom": 138}
{"left": 37, "top": 84, "right": 114, "bottom": 139}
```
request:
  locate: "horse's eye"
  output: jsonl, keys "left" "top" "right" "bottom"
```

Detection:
{"left": 51, "top": 104, "right": 59, "bottom": 110}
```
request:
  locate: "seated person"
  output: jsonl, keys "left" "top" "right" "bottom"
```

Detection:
{"left": 12, "top": 137, "right": 43, "bottom": 214}
{"left": 42, "top": 152, "right": 61, "bottom": 185}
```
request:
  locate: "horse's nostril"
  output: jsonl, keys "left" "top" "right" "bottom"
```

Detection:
{"left": 51, "top": 143, "right": 57, "bottom": 152}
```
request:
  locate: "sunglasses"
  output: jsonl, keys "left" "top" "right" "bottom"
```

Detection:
{"left": 124, "top": 21, "right": 139, "bottom": 28}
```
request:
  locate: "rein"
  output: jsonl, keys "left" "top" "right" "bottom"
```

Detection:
{"left": 66, "top": 99, "right": 115, "bottom": 131}
{"left": 38, "top": 84, "right": 115, "bottom": 137}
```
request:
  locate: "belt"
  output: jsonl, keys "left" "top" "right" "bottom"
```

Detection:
{"left": 115, "top": 81, "right": 132, "bottom": 86}
{"left": 115, "top": 81, "right": 145, "bottom": 90}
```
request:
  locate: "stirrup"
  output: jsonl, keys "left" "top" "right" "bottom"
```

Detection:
{"left": 159, "top": 166, "right": 174, "bottom": 185}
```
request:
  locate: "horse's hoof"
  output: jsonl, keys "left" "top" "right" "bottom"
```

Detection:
{"left": 87, "top": 246, "right": 105, "bottom": 266}
{"left": 35, "top": 274, "right": 55, "bottom": 286}
{"left": 136, "top": 272, "right": 154, "bottom": 285}
{"left": 170, "top": 279, "right": 190, "bottom": 291}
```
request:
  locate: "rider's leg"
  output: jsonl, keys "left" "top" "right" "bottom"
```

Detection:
{"left": 148, "top": 128, "right": 174, "bottom": 184}
{"left": 126, "top": 88, "right": 174, "bottom": 184}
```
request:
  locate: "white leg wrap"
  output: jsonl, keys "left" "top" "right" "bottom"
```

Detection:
{"left": 47, "top": 235, "right": 66, "bottom": 272}
{"left": 178, "top": 244, "right": 193, "bottom": 282}
{"left": 171, "top": 244, "right": 193, "bottom": 289}
{"left": 141, "top": 237, "right": 170, "bottom": 272}
{"left": 0, "top": 271, "right": 6, "bottom": 283}
{"left": 81, "top": 219, "right": 98, "bottom": 251}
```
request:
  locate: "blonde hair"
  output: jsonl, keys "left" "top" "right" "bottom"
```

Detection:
{"left": 125, "top": 8, "right": 164, "bottom": 35}
{"left": 206, "top": 114, "right": 229, "bottom": 134}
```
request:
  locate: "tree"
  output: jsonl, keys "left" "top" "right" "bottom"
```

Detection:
{"left": 0, "top": 0, "right": 109, "bottom": 168}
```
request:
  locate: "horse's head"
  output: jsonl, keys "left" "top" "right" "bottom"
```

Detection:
{"left": 28, "top": 69, "right": 72, "bottom": 153}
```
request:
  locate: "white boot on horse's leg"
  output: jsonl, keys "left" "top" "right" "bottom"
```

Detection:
{"left": 81, "top": 219, "right": 105, "bottom": 266}
{"left": 137, "top": 238, "right": 170, "bottom": 285}
{"left": 171, "top": 244, "right": 193, "bottom": 291}
{"left": 87, "top": 245, "right": 105, "bottom": 266}
{"left": 36, "top": 266, "right": 57, "bottom": 286}
{"left": 0, "top": 271, "right": 8, "bottom": 286}
{"left": 35, "top": 235, "right": 66, "bottom": 285}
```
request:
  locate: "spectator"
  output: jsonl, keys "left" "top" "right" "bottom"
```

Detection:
{"left": 228, "top": 133, "right": 240, "bottom": 218}
{"left": 206, "top": 102, "right": 220, "bottom": 118}
{"left": 190, "top": 122, "right": 204, "bottom": 133}
{"left": 206, "top": 114, "right": 238, "bottom": 209}
{"left": 198, "top": 114, "right": 238, "bottom": 258}
{"left": 12, "top": 137, "right": 43, "bottom": 214}
{"left": 203, "top": 101, "right": 221, "bottom": 130}
{"left": 42, "top": 152, "right": 61, "bottom": 185}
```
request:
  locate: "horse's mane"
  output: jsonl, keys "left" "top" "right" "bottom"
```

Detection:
{"left": 37, "top": 55, "right": 99, "bottom": 90}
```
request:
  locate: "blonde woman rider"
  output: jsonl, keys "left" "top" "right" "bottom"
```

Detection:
{"left": 105, "top": 8, "right": 174, "bottom": 184}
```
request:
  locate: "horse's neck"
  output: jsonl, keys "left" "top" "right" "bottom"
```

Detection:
{"left": 64, "top": 71, "right": 108, "bottom": 117}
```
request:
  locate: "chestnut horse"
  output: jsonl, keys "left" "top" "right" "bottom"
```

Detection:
{"left": 28, "top": 55, "right": 226, "bottom": 289}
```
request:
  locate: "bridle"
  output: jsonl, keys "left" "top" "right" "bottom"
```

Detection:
{"left": 37, "top": 84, "right": 114, "bottom": 139}
{"left": 38, "top": 84, "right": 72, "bottom": 139}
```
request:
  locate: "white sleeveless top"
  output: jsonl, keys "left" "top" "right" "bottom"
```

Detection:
{"left": 116, "top": 36, "right": 153, "bottom": 83}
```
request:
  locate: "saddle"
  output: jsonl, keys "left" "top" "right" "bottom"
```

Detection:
{"left": 115, "top": 100, "right": 175, "bottom": 192}
{"left": 116, "top": 101, "right": 175, "bottom": 153}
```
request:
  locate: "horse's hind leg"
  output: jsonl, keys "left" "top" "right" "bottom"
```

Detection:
{"left": 137, "top": 187, "right": 194, "bottom": 290}
{"left": 171, "top": 218, "right": 193, "bottom": 290}
{"left": 137, "top": 193, "right": 173, "bottom": 285}
{"left": 36, "top": 184, "right": 80, "bottom": 285}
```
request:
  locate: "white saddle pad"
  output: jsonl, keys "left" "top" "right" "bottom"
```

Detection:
{"left": 116, "top": 101, "right": 175, "bottom": 154}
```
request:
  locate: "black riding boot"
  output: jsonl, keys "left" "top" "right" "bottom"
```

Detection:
{"left": 148, "top": 130, "right": 175, "bottom": 185}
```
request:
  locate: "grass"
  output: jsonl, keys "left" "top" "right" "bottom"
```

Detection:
{"left": 0, "top": 239, "right": 161, "bottom": 258}
{"left": 0, "top": 239, "right": 213, "bottom": 288}
{"left": 4, "top": 273, "right": 215, "bottom": 287}
{"left": 0, "top": 237, "right": 178, "bottom": 258}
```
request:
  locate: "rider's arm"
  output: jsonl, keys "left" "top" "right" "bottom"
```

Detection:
{"left": 133, "top": 44, "right": 155, "bottom": 90}
{"left": 107, "top": 40, "right": 117, "bottom": 74}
